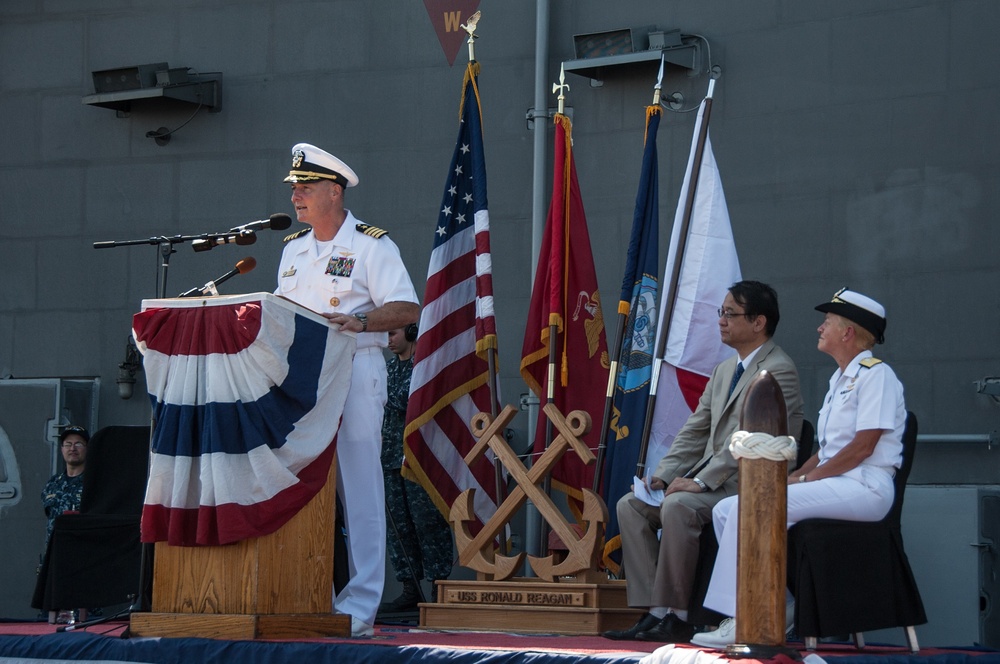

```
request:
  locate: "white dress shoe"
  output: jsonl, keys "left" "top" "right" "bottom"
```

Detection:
{"left": 691, "top": 598, "right": 794, "bottom": 649}
{"left": 351, "top": 616, "right": 374, "bottom": 637}
{"left": 691, "top": 617, "right": 736, "bottom": 648}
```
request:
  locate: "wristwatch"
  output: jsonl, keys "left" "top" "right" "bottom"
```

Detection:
{"left": 798, "top": 474, "right": 808, "bottom": 483}
{"left": 353, "top": 312, "right": 368, "bottom": 332}
{"left": 692, "top": 477, "right": 708, "bottom": 492}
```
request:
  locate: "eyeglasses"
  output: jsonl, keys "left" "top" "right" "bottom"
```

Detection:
{"left": 61, "top": 441, "right": 86, "bottom": 449}
{"left": 717, "top": 308, "right": 753, "bottom": 320}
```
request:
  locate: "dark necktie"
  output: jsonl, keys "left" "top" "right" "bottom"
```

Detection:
{"left": 728, "top": 361, "right": 745, "bottom": 398}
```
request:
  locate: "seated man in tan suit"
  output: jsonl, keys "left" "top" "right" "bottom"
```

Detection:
{"left": 603, "top": 280, "right": 803, "bottom": 643}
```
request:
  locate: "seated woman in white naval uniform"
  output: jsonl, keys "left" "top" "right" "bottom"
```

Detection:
{"left": 692, "top": 287, "right": 906, "bottom": 648}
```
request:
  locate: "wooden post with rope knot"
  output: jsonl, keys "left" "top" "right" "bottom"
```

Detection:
{"left": 731, "top": 370, "right": 798, "bottom": 649}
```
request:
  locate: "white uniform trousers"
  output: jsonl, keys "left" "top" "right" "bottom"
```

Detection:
{"left": 332, "top": 346, "right": 387, "bottom": 626}
{"left": 702, "top": 465, "right": 895, "bottom": 617}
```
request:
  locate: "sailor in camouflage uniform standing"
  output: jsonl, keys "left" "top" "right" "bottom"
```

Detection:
{"left": 275, "top": 143, "right": 419, "bottom": 636}
{"left": 41, "top": 425, "right": 89, "bottom": 547}
{"left": 380, "top": 324, "right": 453, "bottom": 612}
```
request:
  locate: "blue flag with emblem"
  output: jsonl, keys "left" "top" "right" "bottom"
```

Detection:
{"left": 601, "top": 106, "right": 662, "bottom": 574}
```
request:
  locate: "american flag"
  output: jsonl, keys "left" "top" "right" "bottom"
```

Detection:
{"left": 403, "top": 62, "right": 501, "bottom": 529}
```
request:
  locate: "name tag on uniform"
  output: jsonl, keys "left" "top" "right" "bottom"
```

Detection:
{"left": 281, "top": 267, "right": 297, "bottom": 278}
{"left": 326, "top": 256, "right": 356, "bottom": 277}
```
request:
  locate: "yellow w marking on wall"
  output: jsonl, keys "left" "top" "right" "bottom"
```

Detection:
{"left": 443, "top": 11, "right": 462, "bottom": 32}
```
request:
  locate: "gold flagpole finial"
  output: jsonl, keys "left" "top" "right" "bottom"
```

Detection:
{"left": 652, "top": 54, "right": 665, "bottom": 106}
{"left": 462, "top": 10, "right": 481, "bottom": 62}
{"left": 552, "top": 62, "right": 570, "bottom": 115}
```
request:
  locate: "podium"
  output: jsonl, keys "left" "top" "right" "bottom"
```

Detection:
{"left": 128, "top": 293, "right": 355, "bottom": 639}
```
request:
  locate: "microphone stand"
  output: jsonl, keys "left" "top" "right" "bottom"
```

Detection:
{"left": 89, "top": 228, "right": 255, "bottom": 636}
{"left": 93, "top": 230, "right": 258, "bottom": 297}
{"left": 55, "top": 595, "right": 143, "bottom": 633}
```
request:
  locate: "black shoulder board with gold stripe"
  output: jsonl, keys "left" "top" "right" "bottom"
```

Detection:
{"left": 356, "top": 223, "right": 388, "bottom": 239}
{"left": 284, "top": 228, "right": 311, "bottom": 243}
{"left": 859, "top": 357, "right": 883, "bottom": 368}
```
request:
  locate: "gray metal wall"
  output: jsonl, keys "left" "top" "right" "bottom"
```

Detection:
{"left": 1, "top": 0, "right": 998, "bottom": 619}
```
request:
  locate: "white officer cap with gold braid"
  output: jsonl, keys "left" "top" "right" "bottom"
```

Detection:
{"left": 283, "top": 143, "right": 359, "bottom": 188}
{"left": 815, "top": 287, "right": 887, "bottom": 344}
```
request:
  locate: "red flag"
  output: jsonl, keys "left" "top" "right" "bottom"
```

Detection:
{"left": 403, "top": 63, "right": 500, "bottom": 529}
{"left": 520, "top": 114, "right": 610, "bottom": 505}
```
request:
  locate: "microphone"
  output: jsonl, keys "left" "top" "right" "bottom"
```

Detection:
{"left": 191, "top": 214, "right": 291, "bottom": 252}
{"left": 229, "top": 213, "right": 293, "bottom": 234}
{"left": 178, "top": 257, "right": 257, "bottom": 298}
{"left": 192, "top": 231, "right": 257, "bottom": 253}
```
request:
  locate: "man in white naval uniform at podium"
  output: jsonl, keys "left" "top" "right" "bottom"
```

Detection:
{"left": 275, "top": 142, "right": 420, "bottom": 637}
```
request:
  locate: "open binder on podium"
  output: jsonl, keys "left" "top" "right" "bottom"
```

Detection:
{"left": 128, "top": 292, "right": 357, "bottom": 639}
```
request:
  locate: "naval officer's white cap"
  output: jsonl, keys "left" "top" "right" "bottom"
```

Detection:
{"left": 283, "top": 143, "right": 359, "bottom": 188}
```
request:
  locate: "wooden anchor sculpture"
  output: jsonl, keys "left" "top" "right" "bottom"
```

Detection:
{"left": 450, "top": 403, "right": 608, "bottom": 582}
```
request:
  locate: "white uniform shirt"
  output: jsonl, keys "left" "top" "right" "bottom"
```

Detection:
{"left": 817, "top": 349, "right": 906, "bottom": 470}
{"left": 275, "top": 210, "right": 418, "bottom": 349}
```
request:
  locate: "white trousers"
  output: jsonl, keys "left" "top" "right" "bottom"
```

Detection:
{"left": 332, "top": 346, "right": 387, "bottom": 626}
{"left": 702, "top": 465, "right": 895, "bottom": 618}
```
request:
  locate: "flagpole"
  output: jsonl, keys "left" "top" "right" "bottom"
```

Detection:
{"left": 593, "top": 315, "right": 626, "bottom": 494}
{"left": 534, "top": 65, "right": 572, "bottom": 555}
{"left": 542, "top": 63, "right": 569, "bottom": 471}
{"left": 593, "top": 56, "right": 666, "bottom": 493}
{"left": 536, "top": 319, "right": 559, "bottom": 553}
{"left": 634, "top": 77, "right": 717, "bottom": 478}
{"left": 460, "top": 10, "right": 508, "bottom": 554}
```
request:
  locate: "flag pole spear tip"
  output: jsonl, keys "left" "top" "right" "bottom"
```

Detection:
{"left": 652, "top": 54, "right": 665, "bottom": 105}
{"left": 552, "top": 62, "right": 569, "bottom": 116}
{"left": 461, "top": 10, "right": 481, "bottom": 63}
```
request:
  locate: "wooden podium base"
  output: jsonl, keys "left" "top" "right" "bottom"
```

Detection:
{"left": 419, "top": 578, "right": 643, "bottom": 635}
{"left": 131, "top": 454, "right": 348, "bottom": 641}
{"left": 130, "top": 612, "right": 351, "bottom": 640}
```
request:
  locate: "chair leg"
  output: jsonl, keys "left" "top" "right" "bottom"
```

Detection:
{"left": 805, "top": 636, "right": 817, "bottom": 651}
{"left": 852, "top": 632, "right": 865, "bottom": 649}
{"left": 905, "top": 626, "right": 920, "bottom": 653}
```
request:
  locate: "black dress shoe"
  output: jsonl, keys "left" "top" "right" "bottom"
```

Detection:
{"left": 602, "top": 612, "right": 660, "bottom": 640}
{"left": 635, "top": 613, "right": 697, "bottom": 643}
{"left": 380, "top": 580, "right": 421, "bottom": 613}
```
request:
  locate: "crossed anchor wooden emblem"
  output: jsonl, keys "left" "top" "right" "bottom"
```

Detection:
{"left": 450, "top": 403, "right": 608, "bottom": 582}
